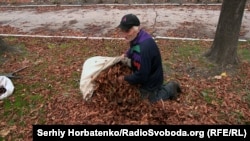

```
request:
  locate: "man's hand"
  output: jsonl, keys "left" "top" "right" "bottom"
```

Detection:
{"left": 120, "top": 54, "right": 131, "bottom": 67}
{"left": 121, "top": 54, "right": 126, "bottom": 58}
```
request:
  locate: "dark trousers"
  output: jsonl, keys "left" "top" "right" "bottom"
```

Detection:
{"left": 139, "top": 84, "right": 174, "bottom": 103}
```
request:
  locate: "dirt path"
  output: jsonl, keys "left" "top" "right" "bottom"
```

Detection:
{"left": 0, "top": 4, "right": 250, "bottom": 40}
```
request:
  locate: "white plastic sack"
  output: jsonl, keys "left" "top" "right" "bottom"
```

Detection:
{"left": 0, "top": 76, "right": 15, "bottom": 100}
{"left": 79, "top": 56, "right": 124, "bottom": 101}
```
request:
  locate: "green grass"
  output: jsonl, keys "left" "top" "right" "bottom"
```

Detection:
{"left": 175, "top": 43, "right": 203, "bottom": 59}
{"left": 3, "top": 95, "right": 30, "bottom": 125}
{"left": 238, "top": 48, "right": 250, "bottom": 61}
{"left": 201, "top": 89, "right": 216, "bottom": 104}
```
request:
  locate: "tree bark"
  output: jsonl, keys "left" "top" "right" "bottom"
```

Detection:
{"left": 0, "top": 38, "right": 8, "bottom": 53}
{"left": 204, "top": 0, "right": 247, "bottom": 66}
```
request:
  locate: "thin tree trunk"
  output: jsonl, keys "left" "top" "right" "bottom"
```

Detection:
{"left": 0, "top": 38, "right": 8, "bottom": 53}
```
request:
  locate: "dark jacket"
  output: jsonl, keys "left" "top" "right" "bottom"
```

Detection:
{"left": 124, "top": 29, "right": 164, "bottom": 92}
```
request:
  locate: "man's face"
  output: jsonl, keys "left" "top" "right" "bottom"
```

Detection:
{"left": 120, "top": 27, "right": 138, "bottom": 42}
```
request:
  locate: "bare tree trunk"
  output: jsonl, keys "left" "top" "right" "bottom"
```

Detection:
{"left": 0, "top": 38, "right": 8, "bottom": 53}
{"left": 0, "top": 37, "right": 9, "bottom": 64}
{"left": 204, "top": 0, "right": 247, "bottom": 67}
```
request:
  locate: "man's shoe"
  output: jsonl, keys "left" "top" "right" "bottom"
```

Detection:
{"left": 167, "top": 81, "right": 182, "bottom": 100}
